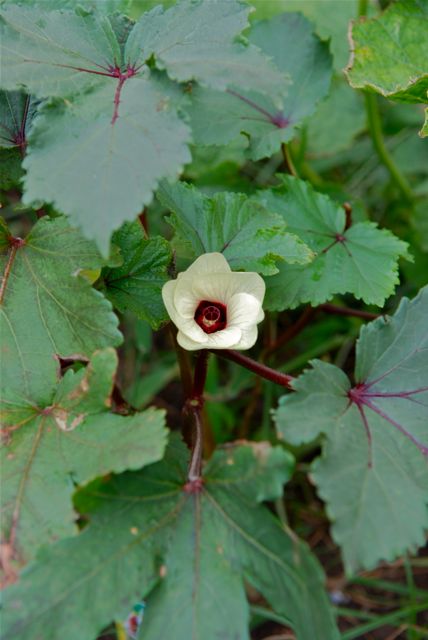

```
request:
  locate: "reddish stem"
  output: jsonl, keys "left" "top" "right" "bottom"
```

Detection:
{"left": 343, "top": 202, "right": 353, "bottom": 231}
{"left": 264, "top": 306, "right": 316, "bottom": 357}
{"left": 186, "top": 351, "right": 209, "bottom": 483}
{"left": 0, "top": 237, "right": 25, "bottom": 306}
{"left": 213, "top": 349, "right": 294, "bottom": 389}
{"left": 319, "top": 304, "right": 379, "bottom": 320}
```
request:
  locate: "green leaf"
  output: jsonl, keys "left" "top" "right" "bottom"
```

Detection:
{"left": 275, "top": 287, "right": 428, "bottom": 572}
{"left": 187, "top": 12, "right": 332, "bottom": 160}
{"left": 0, "top": 5, "right": 121, "bottom": 98}
{"left": 0, "top": 348, "right": 168, "bottom": 577}
{"left": 0, "top": 216, "right": 122, "bottom": 404}
{"left": 101, "top": 221, "right": 172, "bottom": 329}
{"left": 249, "top": 0, "right": 358, "bottom": 70}
{"left": 305, "top": 77, "right": 366, "bottom": 157}
{"left": 0, "top": 91, "right": 37, "bottom": 150}
{"left": 1, "top": 3, "right": 289, "bottom": 251}
{"left": 421, "top": 108, "right": 428, "bottom": 138}
{"left": 346, "top": 0, "right": 428, "bottom": 135}
{"left": 256, "top": 176, "right": 411, "bottom": 309}
{"left": 126, "top": 0, "right": 286, "bottom": 101}
{"left": 0, "top": 90, "right": 37, "bottom": 188}
{"left": 2, "top": 440, "right": 340, "bottom": 640}
{"left": 0, "top": 0, "right": 131, "bottom": 11}
{"left": 158, "top": 180, "right": 313, "bottom": 275}
{"left": 22, "top": 75, "right": 191, "bottom": 254}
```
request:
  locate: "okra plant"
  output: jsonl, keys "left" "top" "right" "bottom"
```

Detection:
{"left": 0, "top": 0, "right": 427, "bottom": 639}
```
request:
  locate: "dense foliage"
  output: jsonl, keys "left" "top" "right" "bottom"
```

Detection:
{"left": 0, "top": 0, "right": 427, "bottom": 639}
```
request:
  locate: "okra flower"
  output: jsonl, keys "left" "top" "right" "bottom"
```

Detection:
{"left": 162, "top": 253, "right": 265, "bottom": 351}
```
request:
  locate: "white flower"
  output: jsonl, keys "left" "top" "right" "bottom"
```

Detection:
{"left": 162, "top": 253, "right": 265, "bottom": 351}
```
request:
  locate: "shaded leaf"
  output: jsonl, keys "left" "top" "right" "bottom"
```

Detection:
{"left": 101, "top": 221, "right": 172, "bottom": 329}
{"left": 275, "top": 287, "right": 428, "bottom": 572}
{"left": 250, "top": 0, "right": 358, "bottom": 69}
{"left": 187, "top": 12, "right": 332, "bottom": 159}
{"left": 0, "top": 90, "right": 38, "bottom": 188}
{"left": 305, "top": 76, "right": 366, "bottom": 157}
{"left": 23, "top": 75, "right": 191, "bottom": 253}
{"left": 256, "top": 176, "right": 411, "bottom": 309}
{"left": 158, "top": 180, "right": 313, "bottom": 275}
{"left": 0, "top": 216, "right": 122, "bottom": 404}
{"left": 2, "top": 440, "right": 340, "bottom": 640}
{"left": 0, "top": 91, "right": 37, "bottom": 150}
{"left": 0, "top": 349, "right": 168, "bottom": 577}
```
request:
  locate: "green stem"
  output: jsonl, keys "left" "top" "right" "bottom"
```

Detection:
{"left": 358, "top": 0, "right": 368, "bottom": 17}
{"left": 281, "top": 143, "right": 298, "bottom": 177}
{"left": 364, "top": 92, "right": 414, "bottom": 204}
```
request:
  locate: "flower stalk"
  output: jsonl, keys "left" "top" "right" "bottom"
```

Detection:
{"left": 186, "top": 350, "right": 209, "bottom": 483}
{"left": 213, "top": 349, "right": 295, "bottom": 390}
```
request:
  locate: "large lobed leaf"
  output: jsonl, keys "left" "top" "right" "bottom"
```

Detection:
{"left": 0, "top": 1, "right": 286, "bottom": 251}
{"left": 0, "top": 349, "right": 168, "bottom": 581}
{"left": 187, "top": 12, "right": 332, "bottom": 160}
{"left": 22, "top": 75, "right": 191, "bottom": 254}
{"left": 0, "top": 216, "right": 122, "bottom": 405}
{"left": 158, "top": 180, "right": 313, "bottom": 275}
{"left": 2, "top": 439, "right": 340, "bottom": 640}
{"left": 256, "top": 175, "right": 411, "bottom": 309}
{"left": 275, "top": 286, "right": 428, "bottom": 572}
{"left": 346, "top": 0, "right": 428, "bottom": 136}
{"left": 101, "top": 221, "right": 172, "bottom": 329}
{"left": 126, "top": 0, "right": 286, "bottom": 99}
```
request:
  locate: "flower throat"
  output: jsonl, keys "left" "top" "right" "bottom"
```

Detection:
{"left": 194, "top": 300, "right": 227, "bottom": 334}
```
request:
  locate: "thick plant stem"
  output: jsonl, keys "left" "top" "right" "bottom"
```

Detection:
{"left": 213, "top": 349, "right": 294, "bottom": 389}
{"left": 365, "top": 93, "right": 414, "bottom": 204}
{"left": 169, "top": 325, "right": 193, "bottom": 399}
{"left": 186, "top": 351, "right": 209, "bottom": 482}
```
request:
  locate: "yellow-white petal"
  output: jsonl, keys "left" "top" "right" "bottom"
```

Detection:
{"left": 205, "top": 326, "right": 242, "bottom": 349}
{"left": 174, "top": 276, "right": 200, "bottom": 318}
{"left": 185, "top": 252, "right": 231, "bottom": 276}
{"left": 227, "top": 292, "right": 264, "bottom": 329}
{"left": 191, "top": 271, "right": 265, "bottom": 306}
{"left": 234, "top": 325, "right": 258, "bottom": 350}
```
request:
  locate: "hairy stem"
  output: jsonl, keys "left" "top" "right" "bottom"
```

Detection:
{"left": 213, "top": 349, "right": 294, "bottom": 389}
{"left": 364, "top": 93, "right": 414, "bottom": 204}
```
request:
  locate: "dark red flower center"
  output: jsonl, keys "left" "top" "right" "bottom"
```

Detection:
{"left": 194, "top": 300, "right": 227, "bottom": 334}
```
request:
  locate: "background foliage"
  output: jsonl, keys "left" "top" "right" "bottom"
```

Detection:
{"left": 1, "top": 0, "right": 427, "bottom": 639}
